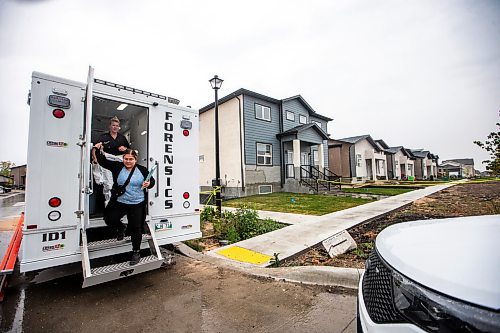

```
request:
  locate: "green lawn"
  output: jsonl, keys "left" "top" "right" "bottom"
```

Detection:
{"left": 342, "top": 187, "right": 415, "bottom": 196}
{"left": 223, "top": 192, "right": 372, "bottom": 216}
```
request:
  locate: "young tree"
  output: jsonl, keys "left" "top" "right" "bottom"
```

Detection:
{"left": 474, "top": 122, "right": 500, "bottom": 176}
{"left": 0, "top": 161, "right": 15, "bottom": 177}
{"left": 0, "top": 161, "right": 15, "bottom": 185}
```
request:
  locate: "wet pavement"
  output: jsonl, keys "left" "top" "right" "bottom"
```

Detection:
{"left": 1, "top": 255, "right": 357, "bottom": 332}
{"left": 0, "top": 193, "right": 357, "bottom": 332}
{"left": 0, "top": 193, "right": 25, "bottom": 224}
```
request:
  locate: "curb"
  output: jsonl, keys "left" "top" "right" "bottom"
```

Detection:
{"left": 174, "top": 242, "right": 363, "bottom": 290}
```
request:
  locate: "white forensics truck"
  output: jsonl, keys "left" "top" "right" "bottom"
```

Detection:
{"left": 22, "top": 67, "right": 201, "bottom": 287}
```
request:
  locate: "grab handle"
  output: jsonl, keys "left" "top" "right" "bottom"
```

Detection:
{"left": 155, "top": 160, "right": 159, "bottom": 198}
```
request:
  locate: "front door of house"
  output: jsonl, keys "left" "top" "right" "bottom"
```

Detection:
{"left": 301, "top": 152, "right": 309, "bottom": 177}
{"left": 286, "top": 151, "right": 294, "bottom": 178}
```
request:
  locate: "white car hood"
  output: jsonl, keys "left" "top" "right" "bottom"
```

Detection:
{"left": 376, "top": 215, "right": 500, "bottom": 310}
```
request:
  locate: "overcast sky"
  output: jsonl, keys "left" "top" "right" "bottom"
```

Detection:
{"left": 0, "top": 0, "right": 498, "bottom": 171}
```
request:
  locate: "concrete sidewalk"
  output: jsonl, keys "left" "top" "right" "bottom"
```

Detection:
{"left": 208, "top": 183, "right": 455, "bottom": 267}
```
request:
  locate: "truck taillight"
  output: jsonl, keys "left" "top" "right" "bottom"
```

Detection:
{"left": 183, "top": 129, "right": 189, "bottom": 136}
{"left": 49, "top": 197, "right": 61, "bottom": 207}
{"left": 52, "top": 109, "right": 65, "bottom": 119}
{"left": 183, "top": 192, "right": 190, "bottom": 199}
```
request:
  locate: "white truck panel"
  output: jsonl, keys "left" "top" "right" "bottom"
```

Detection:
{"left": 22, "top": 74, "right": 86, "bottom": 265}
{"left": 21, "top": 71, "right": 201, "bottom": 273}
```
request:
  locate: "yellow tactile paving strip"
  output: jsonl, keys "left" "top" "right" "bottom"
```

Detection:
{"left": 216, "top": 246, "right": 272, "bottom": 265}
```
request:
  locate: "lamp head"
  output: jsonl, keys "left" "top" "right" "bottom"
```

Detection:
{"left": 209, "top": 75, "right": 223, "bottom": 90}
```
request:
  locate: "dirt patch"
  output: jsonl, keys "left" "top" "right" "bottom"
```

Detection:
{"left": 282, "top": 181, "right": 500, "bottom": 269}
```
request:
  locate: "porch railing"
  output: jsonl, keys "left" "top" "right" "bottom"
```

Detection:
{"left": 323, "top": 167, "right": 341, "bottom": 190}
{"left": 299, "top": 165, "right": 340, "bottom": 192}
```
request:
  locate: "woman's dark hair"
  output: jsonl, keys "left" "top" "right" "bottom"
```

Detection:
{"left": 123, "top": 149, "right": 138, "bottom": 159}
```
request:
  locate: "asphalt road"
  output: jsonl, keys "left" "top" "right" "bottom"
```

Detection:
{"left": 0, "top": 193, "right": 357, "bottom": 333}
{"left": 1, "top": 255, "right": 357, "bottom": 333}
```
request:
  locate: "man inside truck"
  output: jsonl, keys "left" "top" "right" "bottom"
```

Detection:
{"left": 92, "top": 116, "right": 130, "bottom": 159}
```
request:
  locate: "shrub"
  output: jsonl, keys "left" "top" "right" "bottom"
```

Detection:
{"left": 201, "top": 205, "right": 217, "bottom": 222}
{"left": 213, "top": 206, "right": 284, "bottom": 243}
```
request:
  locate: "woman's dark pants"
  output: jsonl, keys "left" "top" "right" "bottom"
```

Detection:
{"left": 104, "top": 200, "right": 145, "bottom": 251}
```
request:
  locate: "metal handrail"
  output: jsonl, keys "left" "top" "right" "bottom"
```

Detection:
{"left": 323, "top": 167, "right": 341, "bottom": 189}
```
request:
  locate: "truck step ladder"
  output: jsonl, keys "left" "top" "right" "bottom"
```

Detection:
{"left": 81, "top": 219, "right": 164, "bottom": 288}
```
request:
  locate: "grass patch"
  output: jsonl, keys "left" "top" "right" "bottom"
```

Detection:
{"left": 223, "top": 192, "right": 372, "bottom": 215}
{"left": 342, "top": 187, "right": 415, "bottom": 196}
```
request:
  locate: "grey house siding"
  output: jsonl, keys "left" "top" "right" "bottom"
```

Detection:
{"left": 283, "top": 100, "right": 312, "bottom": 131}
{"left": 310, "top": 116, "right": 326, "bottom": 132}
{"left": 244, "top": 95, "right": 281, "bottom": 165}
{"left": 298, "top": 130, "right": 324, "bottom": 144}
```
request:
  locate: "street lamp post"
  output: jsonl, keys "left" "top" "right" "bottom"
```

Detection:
{"left": 209, "top": 75, "right": 223, "bottom": 213}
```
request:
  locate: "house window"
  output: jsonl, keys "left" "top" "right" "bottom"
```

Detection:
{"left": 286, "top": 111, "right": 294, "bottom": 121}
{"left": 356, "top": 154, "right": 362, "bottom": 167}
{"left": 311, "top": 120, "right": 322, "bottom": 129}
{"left": 408, "top": 165, "right": 412, "bottom": 171}
{"left": 299, "top": 114, "right": 307, "bottom": 124}
{"left": 258, "top": 185, "right": 273, "bottom": 194}
{"left": 255, "top": 104, "right": 271, "bottom": 121}
{"left": 199, "top": 155, "right": 204, "bottom": 162}
{"left": 257, "top": 143, "right": 272, "bottom": 165}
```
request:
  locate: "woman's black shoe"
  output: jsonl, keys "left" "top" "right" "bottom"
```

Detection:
{"left": 129, "top": 251, "right": 140, "bottom": 265}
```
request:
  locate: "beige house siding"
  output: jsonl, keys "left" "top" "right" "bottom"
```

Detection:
{"left": 199, "top": 96, "right": 244, "bottom": 190}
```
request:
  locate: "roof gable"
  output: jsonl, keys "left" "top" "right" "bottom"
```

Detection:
{"left": 277, "top": 123, "right": 329, "bottom": 140}
{"left": 199, "top": 88, "right": 280, "bottom": 113}
{"left": 282, "top": 95, "right": 332, "bottom": 121}
{"left": 337, "top": 134, "right": 382, "bottom": 152}
{"left": 444, "top": 158, "right": 474, "bottom": 166}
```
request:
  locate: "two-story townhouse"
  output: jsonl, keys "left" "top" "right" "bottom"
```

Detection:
{"left": 410, "top": 149, "right": 439, "bottom": 180}
{"left": 328, "top": 135, "right": 388, "bottom": 183}
{"left": 383, "top": 146, "right": 415, "bottom": 180}
{"left": 199, "top": 89, "right": 332, "bottom": 197}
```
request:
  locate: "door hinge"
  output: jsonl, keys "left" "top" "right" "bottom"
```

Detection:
{"left": 75, "top": 210, "right": 84, "bottom": 218}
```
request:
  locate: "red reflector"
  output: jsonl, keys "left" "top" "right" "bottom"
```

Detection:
{"left": 27, "top": 225, "right": 38, "bottom": 230}
{"left": 183, "top": 192, "right": 190, "bottom": 199}
{"left": 53, "top": 109, "right": 65, "bottom": 119}
{"left": 183, "top": 129, "right": 189, "bottom": 136}
{"left": 49, "top": 197, "right": 61, "bottom": 207}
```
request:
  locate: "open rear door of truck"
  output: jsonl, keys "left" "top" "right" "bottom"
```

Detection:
{"left": 80, "top": 66, "right": 94, "bottom": 279}
{"left": 147, "top": 102, "right": 201, "bottom": 242}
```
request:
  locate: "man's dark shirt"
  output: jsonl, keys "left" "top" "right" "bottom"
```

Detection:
{"left": 96, "top": 132, "right": 130, "bottom": 156}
